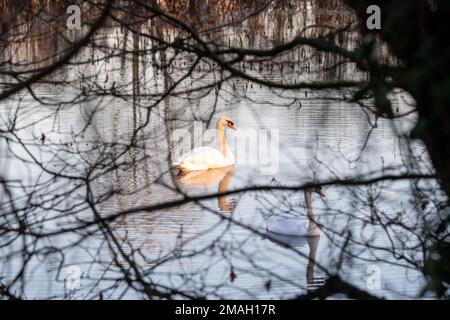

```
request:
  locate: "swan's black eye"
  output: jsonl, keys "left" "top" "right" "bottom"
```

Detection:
{"left": 227, "top": 120, "right": 234, "bottom": 126}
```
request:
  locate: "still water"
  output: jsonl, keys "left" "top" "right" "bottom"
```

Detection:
{"left": 0, "top": 1, "right": 437, "bottom": 299}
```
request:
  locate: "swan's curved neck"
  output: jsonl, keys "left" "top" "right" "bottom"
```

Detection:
{"left": 217, "top": 123, "right": 232, "bottom": 158}
{"left": 304, "top": 190, "right": 318, "bottom": 230}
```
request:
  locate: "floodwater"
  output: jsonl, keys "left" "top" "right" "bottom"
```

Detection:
{"left": 0, "top": 1, "right": 440, "bottom": 299}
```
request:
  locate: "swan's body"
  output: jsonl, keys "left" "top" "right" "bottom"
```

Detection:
{"left": 264, "top": 187, "right": 325, "bottom": 236}
{"left": 172, "top": 117, "right": 236, "bottom": 171}
{"left": 266, "top": 214, "right": 319, "bottom": 236}
{"left": 173, "top": 146, "right": 234, "bottom": 171}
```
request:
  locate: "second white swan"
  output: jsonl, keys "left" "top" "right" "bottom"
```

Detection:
{"left": 172, "top": 117, "right": 236, "bottom": 171}
{"left": 264, "top": 187, "right": 325, "bottom": 236}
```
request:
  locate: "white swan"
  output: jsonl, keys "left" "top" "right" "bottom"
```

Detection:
{"left": 265, "top": 187, "right": 325, "bottom": 236}
{"left": 172, "top": 117, "right": 236, "bottom": 171}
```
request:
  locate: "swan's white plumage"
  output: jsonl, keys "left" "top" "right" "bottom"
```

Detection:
{"left": 264, "top": 189, "right": 322, "bottom": 236}
{"left": 172, "top": 117, "right": 236, "bottom": 171}
{"left": 265, "top": 214, "right": 319, "bottom": 236}
{"left": 173, "top": 146, "right": 234, "bottom": 171}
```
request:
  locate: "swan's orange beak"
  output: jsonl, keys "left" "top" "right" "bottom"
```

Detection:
{"left": 226, "top": 121, "right": 236, "bottom": 131}
{"left": 314, "top": 187, "right": 325, "bottom": 198}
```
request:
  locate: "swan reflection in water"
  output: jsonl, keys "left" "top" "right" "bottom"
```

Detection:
{"left": 265, "top": 232, "right": 326, "bottom": 291}
{"left": 264, "top": 187, "right": 327, "bottom": 290}
{"left": 175, "top": 165, "right": 236, "bottom": 213}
